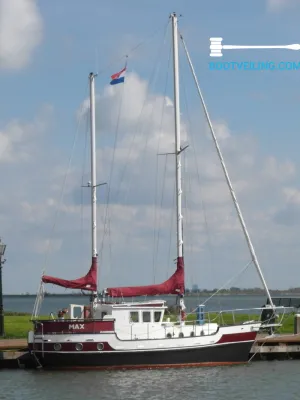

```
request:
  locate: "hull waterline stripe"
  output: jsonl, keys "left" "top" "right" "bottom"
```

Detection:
{"left": 40, "top": 361, "right": 246, "bottom": 371}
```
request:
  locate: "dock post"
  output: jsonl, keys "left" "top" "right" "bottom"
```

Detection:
{"left": 294, "top": 314, "right": 300, "bottom": 334}
{"left": 0, "top": 239, "right": 7, "bottom": 337}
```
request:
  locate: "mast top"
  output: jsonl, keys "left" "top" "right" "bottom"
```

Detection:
{"left": 170, "top": 12, "right": 182, "bottom": 19}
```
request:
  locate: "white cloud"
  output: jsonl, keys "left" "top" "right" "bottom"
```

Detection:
{"left": 212, "top": 122, "right": 231, "bottom": 140}
{"left": 30, "top": 238, "right": 63, "bottom": 254}
{"left": 267, "top": 0, "right": 298, "bottom": 12}
{"left": 282, "top": 187, "right": 300, "bottom": 204}
{"left": 0, "top": 104, "right": 52, "bottom": 163}
{"left": 0, "top": 105, "right": 68, "bottom": 287}
{"left": 270, "top": 186, "right": 300, "bottom": 227}
{"left": 262, "top": 156, "right": 296, "bottom": 181}
{"left": 0, "top": 0, "right": 43, "bottom": 69}
{"left": 2, "top": 71, "right": 300, "bottom": 293}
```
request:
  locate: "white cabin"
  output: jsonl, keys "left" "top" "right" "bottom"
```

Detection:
{"left": 67, "top": 299, "right": 218, "bottom": 340}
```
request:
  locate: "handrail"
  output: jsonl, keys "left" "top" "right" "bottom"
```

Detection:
{"left": 192, "top": 306, "right": 289, "bottom": 315}
{"left": 33, "top": 321, "right": 44, "bottom": 357}
{"left": 41, "top": 323, "right": 44, "bottom": 358}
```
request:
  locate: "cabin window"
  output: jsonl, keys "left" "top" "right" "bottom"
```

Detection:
{"left": 142, "top": 311, "right": 151, "bottom": 323}
{"left": 130, "top": 311, "right": 139, "bottom": 323}
{"left": 154, "top": 311, "right": 162, "bottom": 322}
{"left": 72, "top": 306, "right": 83, "bottom": 319}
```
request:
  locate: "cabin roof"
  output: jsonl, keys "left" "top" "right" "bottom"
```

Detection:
{"left": 97, "top": 300, "right": 167, "bottom": 309}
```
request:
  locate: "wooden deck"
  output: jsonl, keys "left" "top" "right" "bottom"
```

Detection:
{"left": 256, "top": 333, "right": 300, "bottom": 343}
{"left": 0, "top": 339, "right": 27, "bottom": 350}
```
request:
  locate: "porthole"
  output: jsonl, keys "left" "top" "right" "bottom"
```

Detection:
{"left": 75, "top": 343, "right": 83, "bottom": 351}
{"left": 166, "top": 333, "right": 172, "bottom": 339}
{"left": 190, "top": 331, "right": 195, "bottom": 337}
{"left": 54, "top": 343, "right": 61, "bottom": 351}
{"left": 97, "top": 343, "right": 104, "bottom": 351}
{"left": 179, "top": 332, "right": 184, "bottom": 338}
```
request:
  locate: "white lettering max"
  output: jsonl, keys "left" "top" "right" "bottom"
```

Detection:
{"left": 68, "top": 324, "right": 85, "bottom": 330}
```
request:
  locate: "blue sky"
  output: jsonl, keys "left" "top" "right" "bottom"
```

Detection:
{"left": 1, "top": 0, "right": 300, "bottom": 294}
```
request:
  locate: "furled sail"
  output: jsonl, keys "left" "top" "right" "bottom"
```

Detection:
{"left": 106, "top": 257, "right": 184, "bottom": 297}
{"left": 42, "top": 257, "right": 97, "bottom": 291}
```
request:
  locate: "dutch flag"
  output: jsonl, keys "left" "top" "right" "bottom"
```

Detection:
{"left": 110, "top": 66, "right": 126, "bottom": 85}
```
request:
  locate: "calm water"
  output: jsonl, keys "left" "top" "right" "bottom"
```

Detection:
{"left": 3, "top": 294, "right": 267, "bottom": 315}
{"left": 1, "top": 361, "right": 300, "bottom": 400}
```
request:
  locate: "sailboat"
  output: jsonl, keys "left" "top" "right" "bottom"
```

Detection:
{"left": 27, "top": 13, "right": 276, "bottom": 369}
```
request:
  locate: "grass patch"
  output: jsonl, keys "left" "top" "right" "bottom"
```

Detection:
{"left": 3, "top": 312, "right": 47, "bottom": 339}
{"left": 4, "top": 315, "right": 33, "bottom": 339}
{"left": 274, "top": 313, "right": 295, "bottom": 334}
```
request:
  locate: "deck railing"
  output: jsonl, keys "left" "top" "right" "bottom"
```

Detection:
{"left": 176, "top": 306, "right": 292, "bottom": 330}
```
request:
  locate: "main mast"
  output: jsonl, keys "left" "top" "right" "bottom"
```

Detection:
{"left": 89, "top": 72, "right": 98, "bottom": 296}
{"left": 171, "top": 13, "right": 186, "bottom": 317}
{"left": 171, "top": 13, "right": 183, "bottom": 266}
{"left": 171, "top": 13, "right": 183, "bottom": 263}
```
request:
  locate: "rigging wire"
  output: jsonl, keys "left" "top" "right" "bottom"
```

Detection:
{"left": 121, "top": 52, "right": 166, "bottom": 251}
{"left": 184, "top": 259, "right": 254, "bottom": 317}
{"left": 153, "top": 154, "right": 168, "bottom": 283}
{"left": 42, "top": 80, "right": 89, "bottom": 275}
{"left": 152, "top": 41, "right": 172, "bottom": 283}
{"left": 122, "top": 26, "right": 170, "bottom": 256}
{"left": 181, "top": 146, "right": 191, "bottom": 286}
{"left": 80, "top": 109, "right": 89, "bottom": 268}
{"left": 180, "top": 36, "right": 255, "bottom": 307}
{"left": 106, "top": 21, "right": 170, "bottom": 260}
{"left": 95, "top": 21, "right": 170, "bottom": 77}
{"left": 202, "top": 260, "right": 253, "bottom": 305}
{"left": 95, "top": 46, "right": 99, "bottom": 75}
{"left": 113, "top": 21, "right": 170, "bottom": 208}
{"left": 180, "top": 32, "right": 274, "bottom": 307}
{"left": 94, "top": 20, "right": 170, "bottom": 288}
{"left": 180, "top": 52, "right": 217, "bottom": 293}
{"left": 180, "top": 68, "right": 194, "bottom": 290}
{"left": 99, "top": 20, "right": 172, "bottom": 276}
{"left": 99, "top": 80, "right": 126, "bottom": 273}
{"left": 166, "top": 179, "right": 176, "bottom": 278}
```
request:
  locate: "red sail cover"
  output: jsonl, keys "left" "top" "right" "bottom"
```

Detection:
{"left": 107, "top": 257, "right": 184, "bottom": 297}
{"left": 42, "top": 257, "right": 97, "bottom": 291}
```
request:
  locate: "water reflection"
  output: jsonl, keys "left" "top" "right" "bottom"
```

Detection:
{"left": 1, "top": 362, "right": 300, "bottom": 400}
